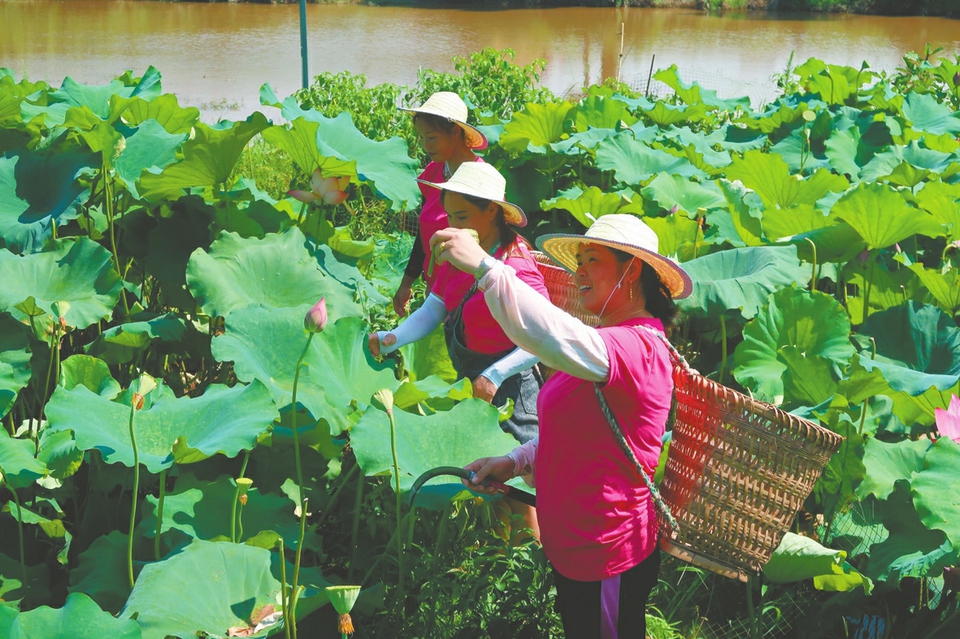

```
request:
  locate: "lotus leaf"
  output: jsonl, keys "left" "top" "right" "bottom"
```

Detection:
{"left": 399, "top": 324, "right": 458, "bottom": 384}
{"left": 900, "top": 92, "right": 960, "bottom": 136}
{"left": 541, "top": 186, "right": 623, "bottom": 227}
{"left": 20, "top": 75, "right": 138, "bottom": 125}
{"left": 0, "top": 313, "right": 31, "bottom": 418}
{"left": 110, "top": 93, "right": 200, "bottom": 135}
{"left": 549, "top": 127, "right": 621, "bottom": 155}
{"left": 113, "top": 119, "right": 189, "bottom": 197}
{"left": 59, "top": 354, "right": 122, "bottom": 396}
{"left": 85, "top": 313, "right": 187, "bottom": 365}
{"left": 643, "top": 212, "right": 701, "bottom": 261}
{"left": 900, "top": 257, "right": 960, "bottom": 315}
{"left": 569, "top": 94, "right": 637, "bottom": 131}
{"left": 595, "top": 133, "right": 704, "bottom": 186}
{"left": 762, "top": 532, "right": 871, "bottom": 594}
{"left": 654, "top": 65, "right": 751, "bottom": 112}
{"left": 45, "top": 376, "right": 277, "bottom": 474}
{"left": 5, "top": 501, "right": 72, "bottom": 565}
{"left": 915, "top": 180, "right": 960, "bottom": 239}
{"left": 393, "top": 376, "right": 473, "bottom": 412}
{"left": 856, "top": 438, "right": 932, "bottom": 501}
{"left": 733, "top": 287, "right": 853, "bottom": 404}
{"left": 808, "top": 407, "right": 865, "bottom": 519}
{"left": 832, "top": 182, "right": 943, "bottom": 250}
{"left": 351, "top": 400, "right": 519, "bottom": 492}
{"left": 499, "top": 101, "right": 573, "bottom": 154}
{"left": 0, "top": 147, "right": 95, "bottom": 253}
{"left": 660, "top": 127, "right": 739, "bottom": 169}
{"left": 67, "top": 531, "right": 139, "bottom": 614}
{"left": 186, "top": 227, "right": 363, "bottom": 320}
{"left": 143, "top": 196, "right": 214, "bottom": 309}
{"left": 0, "top": 432, "right": 47, "bottom": 489}
{"left": 0, "top": 237, "right": 121, "bottom": 329}
{"left": 716, "top": 179, "right": 763, "bottom": 246}
{"left": 860, "top": 140, "right": 956, "bottom": 185}
{"left": 121, "top": 540, "right": 282, "bottom": 639}
{"left": 678, "top": 245, "right": 811, "bottom": 320}
{"left": 36, "top": 428, "right": 83, "bottom": 480}
{"left": 3, "top": 592, "right": 142, "bottom": 639}
{"left": 640, "top": 173, "right": 725, "bottom": 215}
{"left": 138, "top": 113, "right": 270, "bottom": 202}
{"left": 642, "top": 100, "right": 708, "bottom": 127}
{"left": 795, "top": 59, "right": 871, "bottom": 106}
{"left": 725, "top": 151, "right": 848, "bottom": 211}
{"left": 844, "top": 263, "right": 925, "bottom": 320}
{"left": 0, "top": 551, "right": 50, "bottom": 608}
{"left": 855, "top": 302, "right": 960, "bottom": 377}
{"left": 912, "top": 436, "right": 960, "bottom": 549}
{"left": 781, "top": 349, "right": 839, "bottom": 406}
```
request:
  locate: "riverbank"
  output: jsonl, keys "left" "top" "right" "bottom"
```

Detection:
{"left": 169, "top": 0, "right": 959, "bottom": 18}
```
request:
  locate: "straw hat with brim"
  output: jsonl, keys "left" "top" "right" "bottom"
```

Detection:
{"left": 401, "top": 92, "right": 488, "bottom": 150}
{"left": 418, "top": 162, "right": 527, "bottom": 228}
{"left": 536, "top": 214, "right": 692, "bottom": 300}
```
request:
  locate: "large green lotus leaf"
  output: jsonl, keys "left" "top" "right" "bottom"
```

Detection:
{"left": 824, "top": 124, "right": 875, "bottom": 181}
{"left": 901, "top": 92, "right": 960, "bottom": 136}
{"left": 661, "top": 127, "right": 739, "bottom": 169}
{"left": 832, "top": 182, "right": 943, "bottom": 250}
{"left": 186, "top": 227, "right": 362, "bottom": 320}
{"left": 67, "top": 531, "right": 140, "bottom": 615}
{"left": 780, "top": 349, "right": 839, "bottom": 406}
{"left": 138, "top": 113, "right": 270, "bottom": 202}
{"left": 20, "top": 76, "right": 136, "bottom": 125}
{"left": 109, "top": 93, "right": 200, "bottom": 135}
{"left": 0, "top": 551, "right": 51, "bottom": 609}
{"left": 45, "top": 378, "right": 277, "bottom": 474}
{"left": 844, "top": 262, "right": 925, "bottom": 321}
{"left": 121, "top": 540, "right": 281, "bottom": 639}
{"left": 716, "top": 179, "right": 764, "bottom": 246}
{"left": 781, "top": 221, "right": 867, "bottom": 264}
{"left": 351, "top": 399, "right": 518, "bottom": 491}
{"left": 499, "top": 101, "right": 574, "bottom": 154}
{"left": 916, "top": 180, "right": 960, "bottom": 239}
{"left": 139, "top": 473, "right": 302, "bottom": 551}
{"left": 644, "top": 212, "right": 701, "bottom": 261}
{"left": 855, "top": 302, "right": 960, "bottom": 376}
{"left": 808, "top": 408, "right": 865, "bottom": 520}
{"left": 725, "top": 151, "right": 848, "bottom": 211}
{"left": 4, "top": 592, "right": 142, "bottom": 639}
{"left": 795, "top": 59, "right": 871, "bottom": 106}
{"left": 59, "top": 354, "right": 122, "bottom": 397}
{"left": 85, "top": 313, "right": 187, "bottom": 365}
{"left": 860, "top": 140, "right": 956, "bottom": 185}
{"left": 0, "top": 313, "right": 31, "bottom": 418}
{"left": 595, "top": 133, "right": 705, "bottom": 185}
{"left": 5, "top": 501, "right": 72, "bottom": 565}
{"left": 640, "top": 173, "right": 725, "bottom": 214}
{"left": 0, "top": 238, "right": 121, "bottom": 330}
{"left": 0, "top": 432, "right": 47, "bottom": 489}
{"left": 912, "top": 436, "right": 960, "bottom": 548}
{"left": 770, "top": 130, "right": 833, "bottom": 175}
{"left": 737, "top": 100, "right": 809, "bottom": 135}
{"left": 549, "top": 127, "right": 621, "bottom": 155}
{"left": 0, "top": 147, "right": 95, "bottom": 253}
{"left": 762, "top": 532, "right": 870, "bottom": 593}
{"left": 393, "top": 376, "right": 473, "bottom": 411}
{"left": 260, "top": 118, "right": 334, "bottom": 181}
{"left": 733, "top": 287, "right": 853, "bottom": 404}
{"left": 654, "top": 65, "right": 752, "bottom": 112}
{"left": 569, "top": 94, "right": 637, "bottom": 131}
{"left": 540, "top": 186, "right": 623, "bottom": 228}
{"left": 901, "top": 258, "right": 960, "bottom": 315}
{"left": 678, "top": 245, "right": 811, "bottom": 320}
{"left": 114, "top": 119, "right": 188, "bottom": 197}
{"left": 399, "top": 323, "right": 457, "bottom": 384}
{"left": 856, "top": 438, "right": 931, "bottom": 501}
{"left": 864, "top": 481, "right": 956, "bottom": 584}
{"left": 642, "top": 101, "right": 708, "bottom": 127}
{"left": 36, "top": 427, "right": 83, "bottom": 480}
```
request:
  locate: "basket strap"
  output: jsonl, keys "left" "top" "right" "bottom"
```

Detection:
{"left": 634, "top": 324, "right": 698, "bottom": 376}
{"left": 592, "top": 383, "right": 679, "bottom": 533}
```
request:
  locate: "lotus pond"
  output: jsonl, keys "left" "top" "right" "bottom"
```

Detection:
{"left": 1, "top": 49, "right": 960, "bottom": 638}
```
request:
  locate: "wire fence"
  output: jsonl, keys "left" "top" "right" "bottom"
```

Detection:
{"left": 626, "top": 64, "right": 785, "bottom": 109}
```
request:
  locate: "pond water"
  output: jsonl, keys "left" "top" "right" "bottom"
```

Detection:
{"left": 1, "top": 1, "right": 959, "bottom": 120}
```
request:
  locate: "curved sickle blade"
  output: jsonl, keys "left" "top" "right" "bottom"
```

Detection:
{"left": 408, "top": 466, "right": 536, "bottom": 508}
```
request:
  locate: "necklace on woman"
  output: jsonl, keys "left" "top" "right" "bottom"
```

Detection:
{"left": 443, "top": 162, "right": 452, "bottom": 179}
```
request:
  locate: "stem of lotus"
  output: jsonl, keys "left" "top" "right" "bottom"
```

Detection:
{"left": 230, "top": 450, "right": 251, "bottom": 543}
{"left": 296, "top": 201, "right": 308, "bottom": 227}
{"left": 718, "top": 314, "right": 727, "bottom": 387}
{"left": 155, "top": 468, "right": 166, "bottom": 561}
{"left": 387, "top": 406, "right": 404, "bottom": 600}
{"left": 289, "top": 332, "right": 314, "bottom": 639}
{"left": 2, "top": 480, "right": 27, "bottom": 589}
{"left": 314, "top": 462, "right": 359, "bottom": 531}
{"left": 746, "top": 574, "right": 760, "bottom": 639}
{"left": 279, "top": 537, "right": 292, "bottom": 639}
{"left": 291, "top": 499, "right": 308, "bottom": 639}
{"left": 39, "top": 322, "right": 59, "bottom": 420}
{"left": 804, "top": 238, "right": 818, "bottom": 291}
{"left": 347, "top": 470, "right": 365, "bottom": 583}
{"left": 238, "top": 500, "right": 246, "bottom": 543}
{"left": 127, "top": 403, "right": 140, "bottom": 589}
{"left": 431, "top": 500, "right": 453, "bottom": 571}
{"left": 863, "top": 253, "right": 876, "bottom": 325}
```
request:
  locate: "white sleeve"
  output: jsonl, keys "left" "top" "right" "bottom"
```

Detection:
{"left": 376, "top": 293, "right": 446, "bottom": 354}
{"left": 479, "top": 348, "right": 540, "bottom": 388}
{"left": 506, "top": 436, "right": 538, "bottom": 487}
{"left": 478, "top": 261, "right": 609, "bottom": 382}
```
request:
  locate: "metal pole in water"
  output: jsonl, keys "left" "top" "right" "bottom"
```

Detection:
{"left": 299, "top": 0, "right": 309, "bottom": 89}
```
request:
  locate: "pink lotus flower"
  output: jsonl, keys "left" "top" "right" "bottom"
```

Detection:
{"left": 934, "top": 394, "right": 960, "bottom": 443}
{"left": 304, "top": 297, "right": 328, "bottom": 333}
{"left": 289, "top": 168, "right": 349, "bottom": 206}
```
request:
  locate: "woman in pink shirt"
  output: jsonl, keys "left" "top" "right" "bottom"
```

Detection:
{"left": 433, "top": 214, "right": 693, "bottom": 639}
{"left": 392, "top": 92, "right": 487, "bottom": 317}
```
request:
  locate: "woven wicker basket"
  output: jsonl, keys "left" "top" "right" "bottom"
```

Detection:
{"left": 530, "top": 249, "right": 843, "bottom": 582}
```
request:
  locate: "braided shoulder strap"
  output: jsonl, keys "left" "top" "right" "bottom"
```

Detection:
{"left": 591, "top": 324, "right": 694, "bottom": 534}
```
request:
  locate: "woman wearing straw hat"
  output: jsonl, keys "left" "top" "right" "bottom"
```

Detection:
{"left": 370, "top": 162, "right": 549, "bottom": 536}
{"left": 436, "top": 214, "right": 692, "bottom": 639}
{"left": 392, "top": 92, "right": 488, "bottom": 317}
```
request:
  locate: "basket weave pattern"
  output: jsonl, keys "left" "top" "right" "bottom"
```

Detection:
{"left": 659, "top": 369, "right": 843, "bottom": 581}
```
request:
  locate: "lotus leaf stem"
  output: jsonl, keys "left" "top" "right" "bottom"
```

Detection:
{"left": 746, "top": 574, "right": 760, "bottom": 639}
{"left": 804, "top": 237, "right": 818, "bottom": 291}
{"left": 386, "top": 404, "right": 404, "bottom": 599}
{"left": 289, "top": 331, "right": 314, "bottom": 639}
{"left": 347, "top": 470, "right": 365, "bottom": 583}
{"left": 230, "top": 450, "right": 251, "bottom": 543}
{"left": 2, "top": 480, "right": 27, "bottom": 589}
{"left": 863, "top": 253, "right": 876, "bottom": 325}
{"left": 127, "top": 402, "right": 140, "bottom": 589}
{"left": 314, "top": 462, "right": 359, "bottom": 531}
{"left": 278, "top": 537, "right": 292, "bottom": 639}
{"left": 718, "top": 314, "right": 727, "bottom": 387}
{"left": 154, "top": 468, "right": 166, "bottom": 561}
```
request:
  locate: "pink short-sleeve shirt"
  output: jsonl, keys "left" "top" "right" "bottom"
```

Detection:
{"left": 534, "top": 317, "right": 672, "bottom": 581}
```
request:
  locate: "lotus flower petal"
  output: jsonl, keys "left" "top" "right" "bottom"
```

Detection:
{"left": 288, "top": 190, "right": 318, "bottom": 203}
{"left": 309, "top": 167, "right": 325, "bottom": 193}
{"left": 303, "top": 297, "right": 328, "bottom": 333}
{"left": 935, "top": 394, "right": 960, "bottom": 443}
{"left": 323, "top": 190, "right": 348, "bottom": 206}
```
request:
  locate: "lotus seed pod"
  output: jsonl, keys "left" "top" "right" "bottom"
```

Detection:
{"left": 325, "top": 585, "right": 361, "bottom": 615}
{"left": 304, "top": 297, "right": 328, "bottom": 333}
{"left": 236, "top": 477, "right": 253, "bottom": 498}
{"left": 373, "top": 388, "right": 394, "bottom": 414}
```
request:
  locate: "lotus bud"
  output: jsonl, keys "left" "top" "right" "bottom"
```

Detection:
{"left": 304, "top": 297, "right": 328, "bottom": 333}
{"left": 132, "top": 393, "right": 145, "bottom": 411}
{"left": 669, "top": 204, "right": 679, "bottom": 215}
{"left": 236, "top": 477, "right": 253, "bottom": 506}
{"left": 373, "top": 388, "right": 394, "bottom": 415}
{"left": 324, "top": 585, "right": 361, "bottom": 636}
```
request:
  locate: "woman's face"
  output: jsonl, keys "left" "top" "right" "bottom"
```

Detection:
{"left": 575, "top": 243, "right": 634, "bottom": 316}
{"left": 443, "top": 192, "right": 498, "bottom": 244}
{"left": 415, "top": 119, "right": 465, "bottom": 164}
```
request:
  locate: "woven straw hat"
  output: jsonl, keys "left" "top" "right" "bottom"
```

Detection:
{"left": 418, "top": 162, "right": 527, "bottom": 228}
{"left": 401, "top": 92, "right": 488, "bottom": 150}
{"left": 536, "top": 214, "right": 692, "bottom": 299}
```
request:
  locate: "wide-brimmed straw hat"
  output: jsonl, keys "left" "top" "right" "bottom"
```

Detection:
{"left": 418, "top": 162, "right": 527, "bottom": 228}
{"left": 536, "top": 214, "right": 692, "bottom": 299}
{"left": 401, "top": 92, "right": 488, "bottom": 150}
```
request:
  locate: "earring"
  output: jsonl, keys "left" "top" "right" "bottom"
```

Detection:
{"left": 629, "top": 286, "right": 634, "bottom": 300}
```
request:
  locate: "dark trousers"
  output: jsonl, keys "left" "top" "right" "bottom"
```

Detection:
{"left": 554, "top": 550, "right": 661, "bottom": 639}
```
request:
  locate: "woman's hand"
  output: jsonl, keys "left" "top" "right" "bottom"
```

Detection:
{"left": 472, "top": 375, "right": 498, "bottom": 403}
{"left": 462, "top": 455, "right": 515, "bottom": 495}
{"left": 392, "top": 280, "right": 413, "bottom": 317}
{"left": 367, "top": 332, "right": 397, "bottom": 358}
{"left": 430, "top": 228, "right": 488, "bottom": 276}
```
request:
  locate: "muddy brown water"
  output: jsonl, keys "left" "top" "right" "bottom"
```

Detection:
{"left": 1, "top": 1, "right": 958, "bottom": 120}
